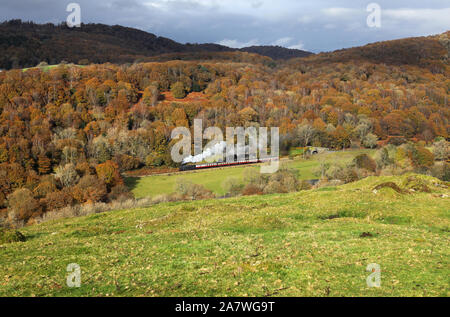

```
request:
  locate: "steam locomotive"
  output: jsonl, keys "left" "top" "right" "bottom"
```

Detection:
{"left": 179, "top": 157, "right": 278, "bottom": 172}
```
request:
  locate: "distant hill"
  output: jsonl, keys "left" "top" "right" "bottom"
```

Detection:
{"left": 0, "top": 20, "right": 313, "bottom": 69}
{"left": 290, "top": 31, "right": 449, "bottom": 73}
{"left": 240, "top": 45, "right": 311, "bottom": 60}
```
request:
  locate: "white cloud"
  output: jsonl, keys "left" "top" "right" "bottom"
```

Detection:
{"left": 289, "top": 42, "right": 305, "bottom": 50}
{"left": 384, "top": 8, "right": 450, "bottom": 29}
{"left": 217, "top": 38, "right": 260, "bottom": 48}
{"left": 298, "top": 15, "right": 313, "bottom": 24}
{"left": 322, "top": 7, "right": 361, "bottom": 17}
{"left": 271, "top": 37, "right": 293, "bottom": 46}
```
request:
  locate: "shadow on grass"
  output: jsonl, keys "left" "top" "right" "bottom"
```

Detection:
{"left": 124, "top": 177, "right": 140, "bottom": 192}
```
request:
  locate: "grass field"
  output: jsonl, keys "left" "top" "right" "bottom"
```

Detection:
{"left": 1, "top": 174, "right": 448, "bottom": 297}
{"left": 126, "top": 149, "right": 375, "bottom": 198}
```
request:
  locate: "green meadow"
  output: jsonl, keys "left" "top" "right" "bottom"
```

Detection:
{"left": 126, "top": 149, "right": 375, "bottom": 198}
{"left": 1, "top": 174, "right": 448, "bottom": 297}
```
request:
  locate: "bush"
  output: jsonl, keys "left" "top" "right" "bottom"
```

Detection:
{"left": 246, "top": 168, "right": 301, "bottom": 195}
{"left": 7, "top": 188, "right": 40, "bottom": 225}
{"left": 375, "top": 148, "right": 393, "bottom": 169}
{"left": 72, "top": 175, "right": 107, "bottom": 203}
{"left": 433, "top": 140, "right": 449, "bottom": 161}
{"left": 242, "top": 184, "right": 264, "bottom": 196}
{"left": 264, "top": 180, "right": 287, "bottom": 194}
{"left": 44, "top": 188, "right": 74, "bottom": 212}
{"left": 108, "top": 184, "right": 135, "bottom": 202}
{"left": 388, "top": 137, "right": 407, "bottom": 146}
{"left": 0, "top": 229, "right": 26, "bottom": 244}
{"left": 152, "top": 193, "right": 184, "bottom": 204}
{"left": 431, "top": 162, "right": 450, "bottom": 182}
{"left": 337, "top": 166, "right": 361, "bottom": 184}
{"left": 298, "top": 180, "right": 313, "bottom": 191}
{"left": 55, "top": 163, "right": 80, "bottom": 187}
{"left": 113, "top": 154, "right": 141, "bottom": 172}
{"left": 410, "top": 145, "right": 435, "bottom": 168}
{"left": 145, "top": 153, "right": 165, "bottom": 167}
{"left": 175, "top": 179, "right": 214, "bottom": 200}
{"left": 325, "top": 163, "right": 362, "bottom": 184}
{"left": 354, "top": 154, "right": 377, "bottom": 172}
{"left": 76, "top": 162, "right": 93, "bottom": 176}
{"left": 171, "top": 82, "right": 186, "bottom": 99}
{"left": 33, "top": 175, "right": 57, "bottom": 198}
{"left": 222, "top": 178, "right": 244, "bottom": 197}
{"left": 362, "top": 133, "right": 378, "bottom": 149}
{"left": 96, "top": 161, "right": 122, "bottom": 188}
{"left": 269, "top": 168, "right": 300, "bottom": 193}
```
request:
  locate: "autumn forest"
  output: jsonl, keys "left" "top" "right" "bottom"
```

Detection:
{"left": 0, "top": 22, "right": 449, "bottom": 227}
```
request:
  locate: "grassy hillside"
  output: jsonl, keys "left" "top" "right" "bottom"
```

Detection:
{"left": 126, "top": 150, "right": 375, "bottom": 198}
{"left": 1, "top": 174, "right": 448, "bottom": 297}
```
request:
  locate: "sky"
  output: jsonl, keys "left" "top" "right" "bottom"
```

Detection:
{"left": 1, "top": 0, "right": 449, "bottom": 52}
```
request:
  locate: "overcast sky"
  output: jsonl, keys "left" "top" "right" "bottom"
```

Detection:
{"left": 1, "top": 0, "right": 449, "bottom": 52}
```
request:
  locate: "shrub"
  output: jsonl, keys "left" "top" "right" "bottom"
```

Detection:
{"left": 298, "top": 180, "right": 313, "bottom": 191}
{"left": 242, "top": 167, "right": 301, "bottom": 195}
{"left": 113, "top": 154, "right": 141, "bottom": 172}
{"left": 388, "top": 137, "right": 407, "bottom": 146}
{"left": 401, "top": 176, "right": 432, "bottom": 193}
{"left": 44, "top": 189, "right": 74, "bottom": 211}
{"left": 259, "top": 168, "right": 301, "bottom": 194}
{"left": 244, "top": 169, "right": 269, "bottom": 189}
{"left": 0, "top": 228, "right": 26, "bottom": 244}
{"left": 410, "top": 145, "right": 435, "bottom": 168}
{"left": 33, "top": 175, "right": 57, "bottom": 198}
{"left": 108, "top": 184, "right": 135, "bottom": 202}
{"left": 362, "top": 133, "right": 378, "bottom": 149}
{"left": 7, "top": 188, "right": 40, "bottom": 225}
{"left": 337, "top": 166, "right": 361, "bottom": 184}
{"left": 433, "top": 140, "right": 449, "bottom": 161}
{"left": 76, "top": 162, "right": 93, "bottom": 176}
{"left": 264, "top": 180, "right": 287, "bottom": 194}
{"left": 72, "top": 175, "right": 107, "bottom": 203}
{"left": 175, "top": 179, "right": 214, "bottom": 200}
{"left": 431, "top": 162, "right": 450, "bottom": 182}
{"left": 222, "top": 178, "right": 244, "bottom": 197}
{"left": 375, "top": 148, "right": 393, "bottom": 169}
{"left": 171, "top": 82, "right": 186, "bottom": 99}
{"left": 55, "top": 163, "right": 80, "bottom": 187}
{"left": 242, "top": 184, "right": 263, "bottom": 196}
{"left": 395, "top": 146, "right": 414, "bottom": 170}
{"left": 152, "top": 193, "right": 184, "bottom": 204}
{"left": 354, "top": 154, "right": 377, "bottom": 172}
{"left": 96, "top": 160, "right": 122, "bottom": 188}
{"left": 324, "top": 163, "right": 344, "bottom": 180}
{"left": 145, "top": 153, "right": 165, "bottom": 167}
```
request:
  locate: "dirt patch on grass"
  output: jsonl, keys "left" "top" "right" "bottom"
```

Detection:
{"left": 360, "top": 232, "right": 374, "bottom": 238}
{"left": 320, "top": 209, "right": 367, "bottom": 220}
{"left": 373, "top": 182, "right": 408, "bottom": 194}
